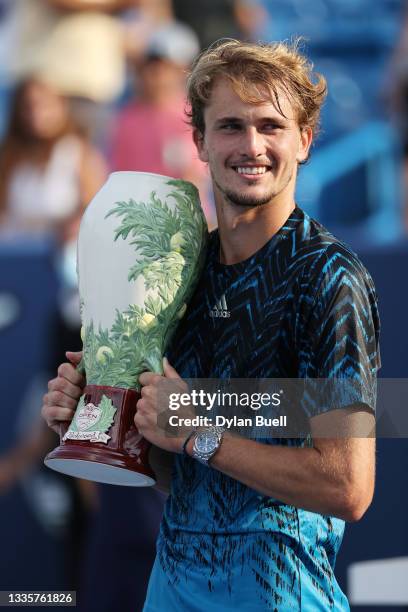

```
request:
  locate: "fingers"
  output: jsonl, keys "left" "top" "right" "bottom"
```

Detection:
{"left": 163, "top": 358, "right": 189, "bottom": 394}
{"left": 48, "top": 376, "right": 83, "bottom": 400}
{"left": 42, "top": 358, "right": 85, "bottom": 434}
{"left": 57, "top": 362, "right": 86, "bottom": 387}
{"left": 140, "top": 384, "right": 154, "bottom": 399}
{"left": 139, "top": 360, "right": 182, "bottom": 386}
{"left": 136, "top": 397, "right": 146, "bottom": 413}
{"left": 42, "top": 385, "right": 79, "bottom": 432}
{"left": 163, "top": 357, "right": 181, "bottom": 379}
{"left": 41, "top": 401, "right": 76, "bottom": 434}
{"left": 42, "top": 403, "right": 76, "bottom": 424}
{"left": 139, "top": 371, "right": 162, "bottom": 387}
{"left": 42, "top": 382, "right": 78, "bottom": 431}
{"left": 43, "top": 389, "right": 79, "bottom": 411}
{"left": 66, "top": 350, "right": 83, "bottom": 366}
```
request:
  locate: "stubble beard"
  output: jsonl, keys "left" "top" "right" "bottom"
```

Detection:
{"left": 224, "top": 187, "right": 275, "bottom": 208}
{"left": 213, "top": 177, "right": 275, "bottom": 209}
{"left": 213, "top": 168, "right": 294, "bottom": 209}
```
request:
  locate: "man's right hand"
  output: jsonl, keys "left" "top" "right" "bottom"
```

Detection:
{"left": 41, "top": 351, "right": 86, "bottom": 435}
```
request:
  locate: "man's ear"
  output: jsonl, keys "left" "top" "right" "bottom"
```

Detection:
{"left": 193, "top": 128, "right": 209, "bottom": 163}
{"left": 297, "top": 126, "right": 313, "bottom": 164}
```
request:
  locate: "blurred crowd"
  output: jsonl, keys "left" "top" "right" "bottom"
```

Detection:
{"left": 0, "top": 1, "right": 265, "bottom": 609}
{"left": 0, "top": 0, "right": 268, "bottom": 238}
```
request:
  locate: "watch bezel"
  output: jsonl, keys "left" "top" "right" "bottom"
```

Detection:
{"left": 195, "top": 431, "right": 219, "bottom": 454}
{"left": 192, "top": 427, "right": 225, "bottom": 465}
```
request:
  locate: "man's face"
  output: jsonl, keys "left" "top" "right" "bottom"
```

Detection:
{"left": 194, "top": 78, "right": 312, "bottom": 209}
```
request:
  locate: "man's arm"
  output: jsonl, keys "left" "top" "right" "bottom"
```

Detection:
{"left": 42, "top": 357, "right": 375, "bottom": 517}
{"left": 184, "top": 406, "right": 375, "bottom": 522}
{"left": 135, "top": 364, "right": 376, "bottom": 522}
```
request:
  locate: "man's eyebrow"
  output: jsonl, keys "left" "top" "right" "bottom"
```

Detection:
{"left": 214, "top": 116, "right": 243, "bottom": 125}
{"left": 259, "top": 115, "right": 288, "bottom": 125}
{"left": 214, "top": 115, "right": 289, "bottom": 126}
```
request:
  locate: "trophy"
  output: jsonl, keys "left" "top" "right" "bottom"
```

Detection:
{"left": 45, "top": 172, "right": 208, "bottom": 486}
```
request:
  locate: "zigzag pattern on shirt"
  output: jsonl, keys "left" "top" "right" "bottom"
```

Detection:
{"left": 158, "top": 206, "right": 379, "bottom": 610}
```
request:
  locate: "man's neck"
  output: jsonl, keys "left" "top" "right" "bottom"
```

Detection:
{"left": 216, "top": 198, "right": 296, "bottom": 265}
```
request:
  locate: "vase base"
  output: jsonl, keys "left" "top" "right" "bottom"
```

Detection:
{"left": 44, "top": 384, "right": 156, "bottom": 487}
{"left": 45, "top": 442, "right": 155, "bottom": 487}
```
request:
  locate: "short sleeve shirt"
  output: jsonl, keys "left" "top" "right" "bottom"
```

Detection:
{"left": 143, "top": 206, "right": 380, "bottom": 612}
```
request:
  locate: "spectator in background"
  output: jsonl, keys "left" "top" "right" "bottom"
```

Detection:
{"left": 111, "top": 24, "right": 216, "bottom": 227}
{"left": 0, "top": 77, "right": 106, "bottom": 240}
{"left": 3, "top": 0, "right": 130, "bottom": 94}
{"left": 1, "top": 0, "right": 131, "bottom": 147}
{"left": 123, "top": 0, "right": 176, "bottom": 65}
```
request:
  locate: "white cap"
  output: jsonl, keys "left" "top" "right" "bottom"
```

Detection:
{"left": 146, "top": 21, "right": 200, "bottom": 66}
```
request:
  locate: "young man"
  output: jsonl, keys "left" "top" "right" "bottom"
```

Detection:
{"left": 42, "top": 40, "right": 380, "bottom": 610}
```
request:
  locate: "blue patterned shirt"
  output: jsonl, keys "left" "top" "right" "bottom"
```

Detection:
{"left": 143, "top": 207, "right": 380, "bottom": 611}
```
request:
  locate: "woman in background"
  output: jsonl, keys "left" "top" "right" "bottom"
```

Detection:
{"left": 0, "top": 77, "right": 107, "bottom": 240}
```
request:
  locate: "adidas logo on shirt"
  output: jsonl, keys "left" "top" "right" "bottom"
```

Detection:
{"left": 209, "top": 294, "right": 230, "bottom": 318}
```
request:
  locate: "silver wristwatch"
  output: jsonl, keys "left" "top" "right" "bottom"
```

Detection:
{"left": 192, "top": 426, "right": 225, "bottom": 466}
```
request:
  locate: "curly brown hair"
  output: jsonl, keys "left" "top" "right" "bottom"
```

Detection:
{"left": 186, "top": 39, "right": 327, "bottom": 139}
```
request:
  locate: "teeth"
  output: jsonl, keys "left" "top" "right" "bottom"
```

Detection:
{"left": 236, "top": 167, "right": 267, "bottom": 175}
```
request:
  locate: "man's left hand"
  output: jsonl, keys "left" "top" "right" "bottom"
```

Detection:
{"left": 135, "top": 357, "right": 191, "bottom": 454}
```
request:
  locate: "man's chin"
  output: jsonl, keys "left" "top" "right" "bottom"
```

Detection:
{"left": 212, "top": 175, "right": 277, "bottom": 209}
{"left": 224, "top": 190, "right": 274, "bottom": 208}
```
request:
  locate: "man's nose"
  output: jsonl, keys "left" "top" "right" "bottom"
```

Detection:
{"left": 239, "top": 127, "right": 266, "bottom": 158}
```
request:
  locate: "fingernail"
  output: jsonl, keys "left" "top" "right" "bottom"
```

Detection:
{"left": 163, "top": 356, "right": 169, "bottom": 367}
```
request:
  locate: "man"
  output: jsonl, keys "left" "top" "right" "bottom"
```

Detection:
{"left": 42, "top": 40, "right": 380, "bottom": 610}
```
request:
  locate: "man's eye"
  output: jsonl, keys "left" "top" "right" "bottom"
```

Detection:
{"left": 220, "top": 123, "right": 240, "bottom": 131}
{"left": 263, "top": 123, "right": 281, "bottom": 131}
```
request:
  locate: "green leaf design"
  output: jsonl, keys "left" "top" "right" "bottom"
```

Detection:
{"left": 97, "top": 395, "right": 117, "bottom": 433}
{"left": 70, "top": 396, "right": 86, "bottom": 432}
{"left": 81, "top": 179, "right": 208, "bottom": 389}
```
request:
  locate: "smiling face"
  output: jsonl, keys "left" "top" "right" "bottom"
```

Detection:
{"left": 193, "top": 78, "right": 312, "bottom": 210}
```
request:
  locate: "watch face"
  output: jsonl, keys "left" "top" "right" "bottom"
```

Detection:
{"left": 196, "top": 432, "right": 218, "bottom": 454}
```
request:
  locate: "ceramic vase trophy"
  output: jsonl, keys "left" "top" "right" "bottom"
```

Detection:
{"left": 45, "top": 172, "right": 207, "bottom": 486}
